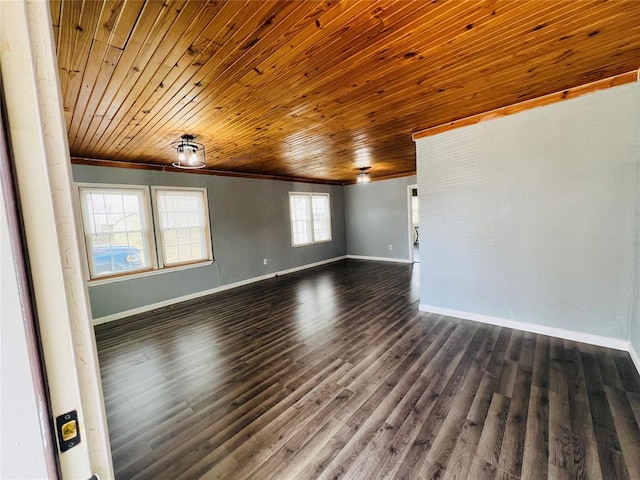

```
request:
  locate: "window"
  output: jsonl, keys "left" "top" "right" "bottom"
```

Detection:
{"left": 78, "top": 184, "right": 212, "bottom": 281}
{"left": 411, "top": 195, "right": 419, "bottom": 226}
{"left": 153, "top": 187, "right": 211, "bottom": 267}
{"left": 79, "top": 186, "right": 154, "bottom": 278}
{"left": 289, "top": 192, "right": 332, "bottom": 247}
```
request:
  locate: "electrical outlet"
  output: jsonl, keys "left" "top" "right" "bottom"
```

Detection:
{"left": 263, "top": 258, "right": 268, "bottom": 265}
{"left": 388, "top": 244, "right": 393, "bottom": 251}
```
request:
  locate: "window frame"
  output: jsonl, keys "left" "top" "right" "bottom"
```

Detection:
{"left": 151, "top": 186, "right": 213, "bottom": 269}
{"left": 288, "top": 192, "right": 332, "bottom": 247}
{"left": 76, "top": 182, "right": 214, "bottom": 284}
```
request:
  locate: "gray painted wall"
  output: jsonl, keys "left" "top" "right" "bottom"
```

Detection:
{"left": 72, "top": 165, "right": 346, "bottom": 318}
{"left": 416, "top": 83, "right": 640, "bottom": 340}
{"left": 344, "top": 175, "right": 417, "bottom": 260}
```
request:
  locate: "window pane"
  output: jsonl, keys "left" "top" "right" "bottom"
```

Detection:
{"left": 311, "top": 194, "right": 331, "bottom": 242}
{"left": 289, "top": 194, "right": 311, "bottom": 246}
{"left": 80, "top": 188, "right": 151, "bottom": 278}
{"left": 165, "top": 245, "right": 179, "bottom": 264}
{"left": 155, "top": 189, "right": 211, "bottom": 266}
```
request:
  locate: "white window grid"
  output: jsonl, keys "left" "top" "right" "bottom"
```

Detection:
{"left": 153, "top": 187, "right": 212, "bottom": 267}
{"left": 289, "top": 192, "right": 332, "bottom": 247}
{"left": 77, "top": 183, "right": 213, "bottom": 281}
{"left": 78, "top": 186, "right": 155, "bottom": 278}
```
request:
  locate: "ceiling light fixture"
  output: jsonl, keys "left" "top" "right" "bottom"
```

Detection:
{"left": 171, "top": 134, "right": 206, "bottom": 169}
{"left": 356, "top": 166, "right": 371, "bottom": 184}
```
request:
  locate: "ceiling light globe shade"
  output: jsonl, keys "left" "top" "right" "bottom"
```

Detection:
{"left": 356, "top": 172, "right": 371, "bottom": 184}
{"left": 171, "top": 134, "right": 206, "bottom": 169}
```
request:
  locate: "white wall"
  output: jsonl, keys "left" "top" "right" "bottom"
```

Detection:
{"left": 416, "top": 82, "right": 640, "bottom": 343}
{"left": 1, "top": 0, "right": 111, "bottom": 477}
{"left": 0, "top": 190, "right": 50, "bottom": 480}
{"left": 345, "top": 175, "right": 416, "bottom": 261}
{"left": 632, "top": 191, "right": 640, "bottom": 365}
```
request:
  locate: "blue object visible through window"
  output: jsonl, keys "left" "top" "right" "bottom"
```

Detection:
{"left": 80, "top": 186, "right": 152, "bottom": 278}
{"left": 78, "top": 184, "right": 213, "bottom": 280}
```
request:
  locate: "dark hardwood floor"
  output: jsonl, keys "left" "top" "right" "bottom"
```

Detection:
{"left": 95, "top": 259, "right": 640, "bottom": 479}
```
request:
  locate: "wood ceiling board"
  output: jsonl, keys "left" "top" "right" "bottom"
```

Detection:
{"left": 60, "top": 0, "right": 106, "bottom": 112}
{"left": 91, "top": 1, "right": 126, "bottom": 44}
{"left": 308, "top": 4, "right": 601, "bottom": 117}
{"left": 53, "top": 0, "right": 640, "bottom": 183}
{"left": 66, "top": 1, "right": 129, "bottom": 141}
{"left": 102, "top": 1, "right": 146, "bottom": 50}
{"left": 108, "top": 0, "right": 313, "bottom": 157}
{"left": 112, "top": 1, "right": 334, "bottom": 161}
{"left": 72, "top": 0, "right": 182, "bottom": 152}
{"left": 96, "top": 0, "right": 484, "bottom": 174}
{"left": 310, "top": 7, "right": 635, "bottom": 137}
{"left": 87, "top": 0, "right": 232, "bottom": 153}
{"left": 150, "top": 3, "right": 596, "bottom": 158}
{"left": 50, "top": 0, "right": 62, "bottom": 42}
{"left": 91, "top": 0, "right": 268, "bottom": 156}
{"left": 108, "top": 2, "right": 381, "bottom": 152}
{"left": 66, "top": 0, "right": 143, "bottom": 143}
{"left": 68, "top": 39, "right": 112, "bottom": 142}
{"left": 93, "top": 0, "right": 214, "bottom": 152}
{"left": 56, "top": 0, "right": 83, "bottom": 116}
{"left": 209, "top": 3, "right": 429, "bottom": 135}
{"left": 69, "top": 44, "right": 124, "bottom": 147}
{"left": 413, "top": 71, "right": 640, "bottom": 140}
{"left": 81, "top": 0, "right": 190, "bottom": 152}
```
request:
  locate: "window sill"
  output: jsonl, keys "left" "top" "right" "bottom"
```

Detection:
{"left": 292, "top": 239, "right": 332, "bottom": 248}
{"left": 87, "top": 259, "right": 214, "bottom": 286}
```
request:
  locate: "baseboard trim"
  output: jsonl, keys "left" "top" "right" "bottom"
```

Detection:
{"left": 629, "top": 343, "right": 640, "bottom": 376}
{"left": 346, "top": 255, "right": 411, "bottom": 264}
{"left": 93, "top": 256, "right": 347, "bottom": 325}
{"left": 418, "top": 304, "right": 630, "bottom": 352}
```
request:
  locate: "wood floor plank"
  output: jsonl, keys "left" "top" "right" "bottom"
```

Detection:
{"left": 521, "top": 385, "right": 549, "bottom": 480}
{"left": 442, "top": 330, "right": 504, "bottom": 479}
{"left": 604, "top": 385, "right": 640, "bottom": 479}
{"left": 392, "top": 325, "right": 486, "bottom": 479}
{"left": 548, "top": 338, "right": 573, "bottom": 478}
{"left": 597, "top": 444, "right": 630, "bottom": 480}
{"left": 612, "top": 351, "right": 640, "bottom": 394}
{"left": 498, "top": 365, "right": 533, "bottom": 477}
{"left": 94, "top": 259, "right": 640, "bottom": 479}
{"left": 531, "top": 334, "right": 550, "bottom": 390}
{"left": 627, "top": 392, "right": 640, "bottom": 428}
{"left": 581, "top": 351, "right": 624, "bottom": 453}
{"left": 564, "top": 345, "right": 604, "bottom": 480}
{"left": 468, "top": 456, "right": 497, "bottom": 479}
{"left": 549, "top": 390, "right": 573, "bottom": 476}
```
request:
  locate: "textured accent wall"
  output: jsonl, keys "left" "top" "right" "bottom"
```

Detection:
{"left": 72, "top": 165, "right": 346, "bottom": 319}
{"left": 416, "top": 82, "right": 640, "bottom": 340}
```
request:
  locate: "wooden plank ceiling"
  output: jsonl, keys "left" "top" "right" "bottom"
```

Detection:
{"left": 51, "top": 0, "right": 640, "bottom": 184}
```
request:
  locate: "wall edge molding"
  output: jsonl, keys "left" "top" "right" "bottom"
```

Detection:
{"left": 346, "top": 255, "right": 412, "bottom": 264}
{"left": 93, "top": 256, "right": 347, "bottom": 325}
{"left": 72, "top": 157, "right": 346, "bottom": 186}
{"left": 418, "top": 304, "right": 631, "bottom": 352}
{"left": 412, "top": 70, "right": 640, "bottom": 140}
